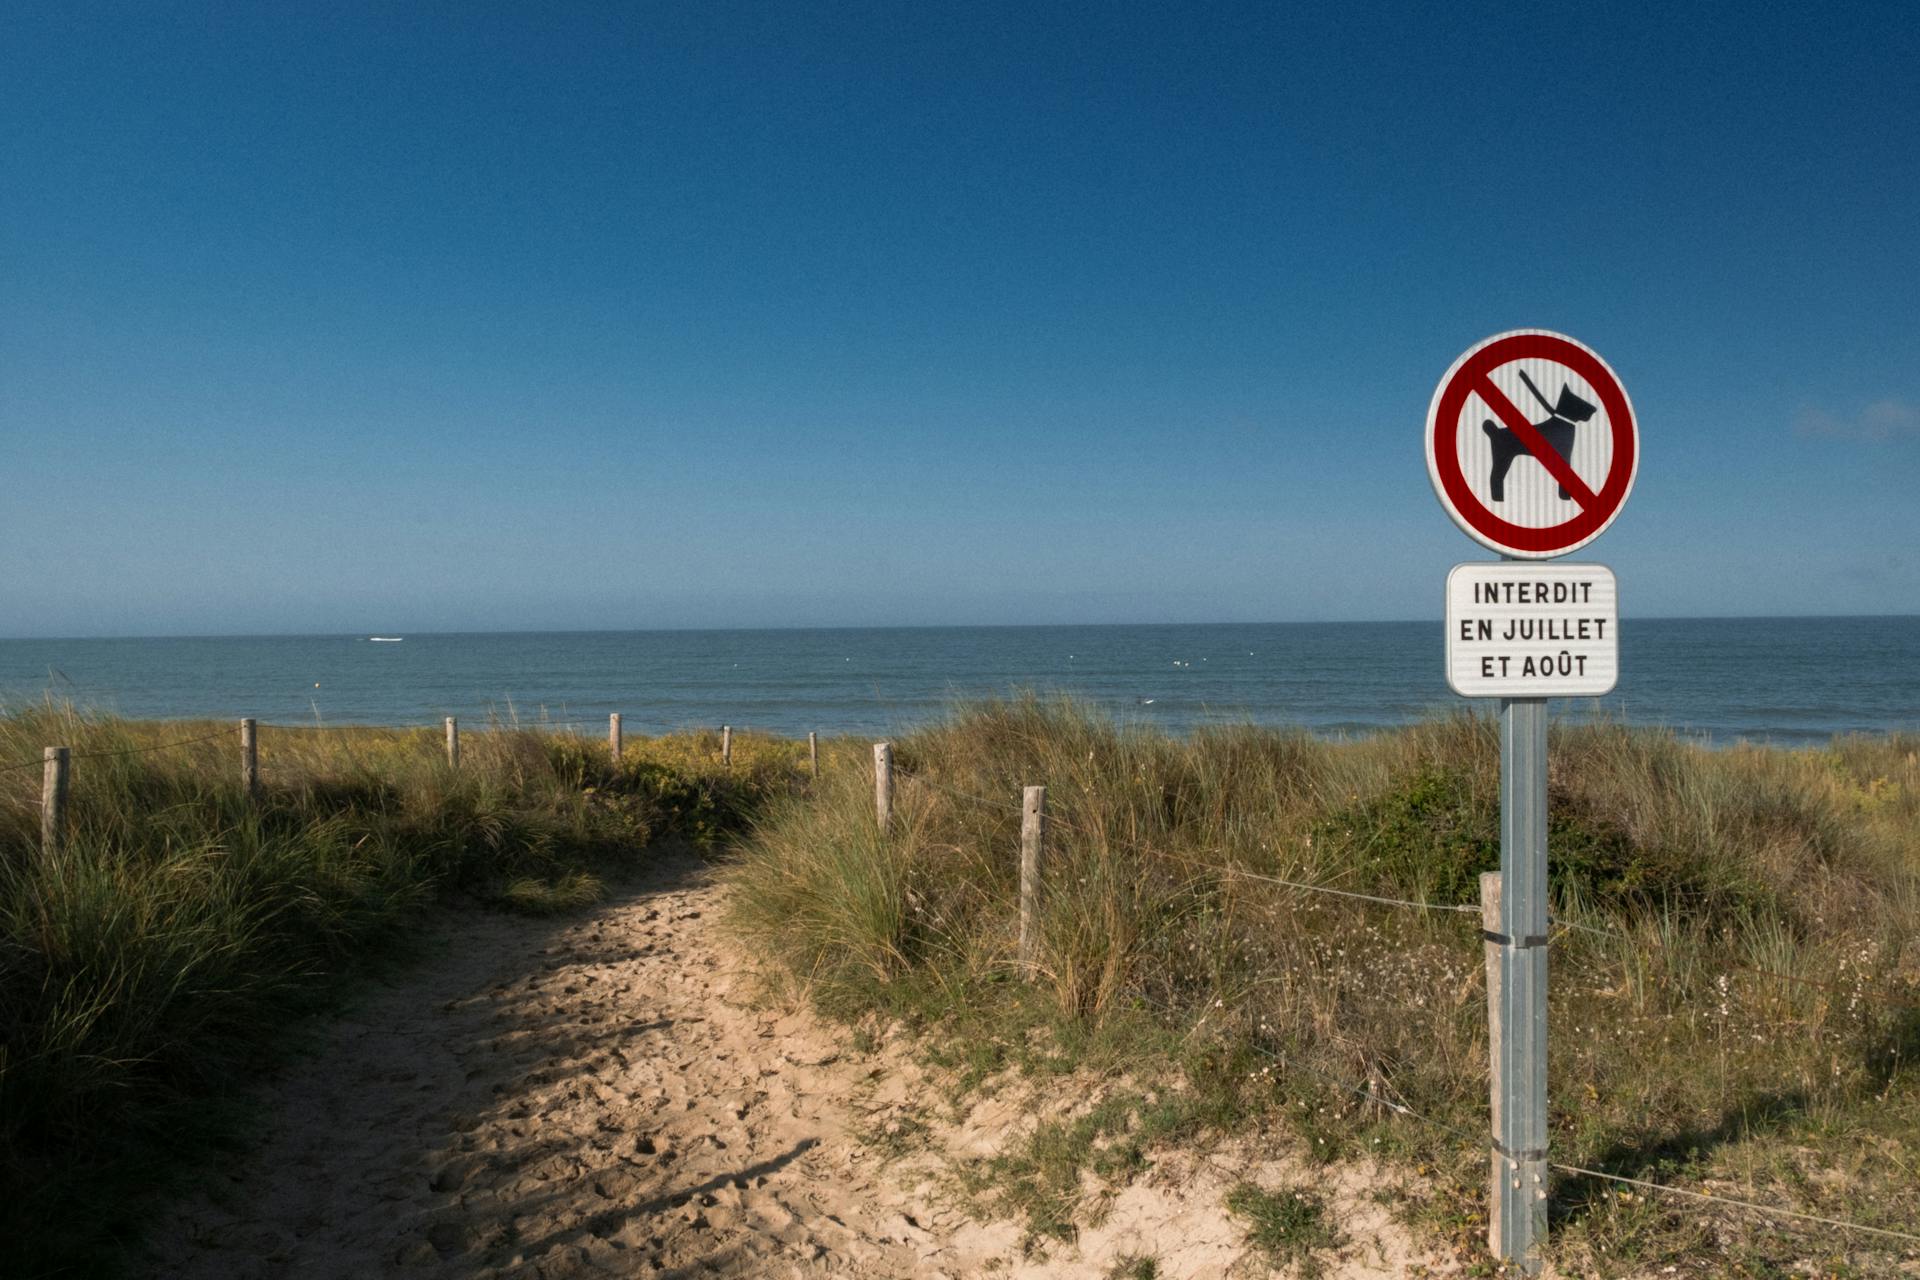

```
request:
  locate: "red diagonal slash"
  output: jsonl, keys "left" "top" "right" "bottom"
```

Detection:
{"left": 1474, "top": 375, "right": 1600, "bottom": 509}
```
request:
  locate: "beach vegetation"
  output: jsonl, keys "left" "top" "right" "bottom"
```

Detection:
{"left": 725, "top": 696, "right": 1920, "bottom": 1274}
{"left": 0, "top": 702, "right": 804, "bottom": 1277}
{"left": 1225, "top": 1180, "right": 1342, "bottom": 1276}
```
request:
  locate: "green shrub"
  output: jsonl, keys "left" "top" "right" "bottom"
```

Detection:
{"left": 726, "top": 697, "right": 1920, "bottom": 1273}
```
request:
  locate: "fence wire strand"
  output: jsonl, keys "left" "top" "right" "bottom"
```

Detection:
{"left": 1138, "top": 993, "right": 1920, "bottom": 1249}
{"left": 0, "top": 728, "right": 234, "bottom": 775}
{"left": 2, "top": 720, "right": 637, "bottom": 779}
{"left": 1548, "top": 1162, "right": 1920, "bottom": 1246}
{"left": 1212, "top": 862, "right": 1479, "bottom": 915}
{"left": 898, "top": 770, "right": 1030, "bottom": 818}
{"left": 896, "top": 768, "right": 1920, "bottom": 1252}
{"left": 903, "top": 770, "right": 1485, "bottom": 916}
{"left": 904, "top": 769, "right": 1920, "bottom": 1011}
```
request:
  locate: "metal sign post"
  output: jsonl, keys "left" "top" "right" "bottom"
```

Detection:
{"left": 1425, "top": 329, "right": 1639, "bottom": 1273}
{"left": 1495, "top": 693, "right": 1549, "bottom": 1267}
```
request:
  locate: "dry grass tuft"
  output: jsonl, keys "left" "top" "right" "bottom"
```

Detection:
{"left": 725, "top": 696, "right": 1920, "bottom": 1274}
{"left": 0, "top": 700, "right": 803, "bottom": 1277}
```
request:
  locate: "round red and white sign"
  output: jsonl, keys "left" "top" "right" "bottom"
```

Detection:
{"left": 1425, "top": 329, "right": 1638, "bottom": 559}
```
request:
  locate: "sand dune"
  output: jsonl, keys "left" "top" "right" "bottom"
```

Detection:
{"left": 148, "top": 850, "right": 1463, "bottom": 1278}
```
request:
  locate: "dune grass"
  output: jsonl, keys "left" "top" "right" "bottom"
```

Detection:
{"left": 8, "top": 694, "right": 1915, "bottom": 1275}
{"left": 1226, "top": 1180, "right": 1343, "bottom": 1277}
{"left": 0, "top": 702, "right": 806, "bottom": 1278}
{"left": 724, "top": 697, "right": 1920, "bottom": 1275}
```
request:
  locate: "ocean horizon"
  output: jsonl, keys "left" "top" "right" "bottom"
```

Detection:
{"left": 4, "top": 616, "right": 1916, "bottom": 747}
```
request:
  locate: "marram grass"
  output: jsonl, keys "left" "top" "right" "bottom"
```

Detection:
{"left": 7, "top": 694, "right": 1917, "bottom": 1276}
{"left": 723, "top": 696, "right": 1920, "bottom": 1275}
{"left": 0, "top": 701, "right": 802, "bottom": 1278}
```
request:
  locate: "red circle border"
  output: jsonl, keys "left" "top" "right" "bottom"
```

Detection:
{"left": 1430, "top": 333, "right": 1636, "bottom": 555}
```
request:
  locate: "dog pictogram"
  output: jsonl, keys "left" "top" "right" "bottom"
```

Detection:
{"left": 1482, "top": 369, "right": 1597, "bottom": 502}
{"left": 1426, "top": 329, "right": 1638, "bottom": 559}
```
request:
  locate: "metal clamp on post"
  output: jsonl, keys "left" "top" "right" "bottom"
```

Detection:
{"left": 1480, "top": 929, "right": 1549, "bottom": 949}
{"left": 1491, "top": 1138, "right": 1549, "bottom": 1163}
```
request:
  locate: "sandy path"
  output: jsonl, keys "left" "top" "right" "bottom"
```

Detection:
{"left": 147, "top": 850, "right": 1460, "bottom": 1279}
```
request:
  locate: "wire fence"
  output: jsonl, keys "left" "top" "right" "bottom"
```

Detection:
{"left": 1139, "top": 985, "right": 1920, "bottom": 1249}
{"left": 0, "top": 716, "right": 667, "bottom": 778}
{"left": 1549, "top": 1162, "right": 1920, "bottom": 1247}
{"left": 892, "top": 760, "right": 1920, "bottom": 1254}
{"left": 6, "top": 725, "right": 1916, "bottom": 1254}
{"left": 1200, "top": 858, "right": 1479, "bottom": 915}
{"left": 0, "top": 727, "right": 236, "bottom": 775}
{"left": 19, "top": 734, "right": 1902, "bottom": 1021}
{"left": 896, "top": 769, "right": 1038, "bottom": 819}
{"left": 898, "top": 765, "right": 1920, "bottom": 1014}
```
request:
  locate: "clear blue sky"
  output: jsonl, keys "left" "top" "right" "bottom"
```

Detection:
{"left": 4, "top": 1, "right": 1916, "bottom": 637}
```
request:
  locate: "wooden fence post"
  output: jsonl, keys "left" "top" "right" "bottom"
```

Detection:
{"left": 609, "top": 713, "right": 623, "bottom": 764}
{"left": 41, "top": 746, "right": 70, "bottom": 856}
{"left": 445, "top": 717, "right": 460, "bottom": 768}
{"left": 873, "top": 742, "right": 893, "bottom": 830}
{"left": 1020, "top": 785, "right": 1047, "bottom": 980}
{"left": 808, "top": 731, "right": 819, "bottom": 780}
{"left": 1481, "top": 870, "right": 1506, "bottom": 1258}
{"left": 240, "top": 718, "right": 259, "bottom": 800}
{"left": 721, "top": 725, "right": 732, "bottom": 768}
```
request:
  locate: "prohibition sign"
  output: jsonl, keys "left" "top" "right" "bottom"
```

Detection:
{"left": 1425, "top": 329, "right": 1637, "bottom": 559}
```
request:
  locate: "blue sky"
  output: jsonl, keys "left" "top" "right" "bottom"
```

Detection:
{"left": 4, "top": 1, "right": 1916, "bottom": 636}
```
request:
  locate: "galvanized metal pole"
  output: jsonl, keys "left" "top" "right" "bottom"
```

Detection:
{"left": 1494, "top": 696, "right": 1549, "bottom": 1272}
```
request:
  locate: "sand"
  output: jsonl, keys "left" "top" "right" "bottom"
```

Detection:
{"left": 146, "top": 850, "right": 1469, "bottom": 1278}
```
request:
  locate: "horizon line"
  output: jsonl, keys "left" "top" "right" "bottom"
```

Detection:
{"left": 5, "top": 612, "right": 1918, "bottom": 644}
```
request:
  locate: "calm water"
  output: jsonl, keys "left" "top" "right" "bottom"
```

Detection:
{"left": 1, "top": 619, "right": 1915, "bottom": 746}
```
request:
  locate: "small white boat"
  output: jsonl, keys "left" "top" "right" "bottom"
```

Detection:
{"left": 369, "top": 636, "right": 404, "bottom": 642}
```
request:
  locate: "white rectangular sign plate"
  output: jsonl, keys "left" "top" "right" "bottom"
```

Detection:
{"left": 1446, "top": 562, "right": 1617, "bottom": 698}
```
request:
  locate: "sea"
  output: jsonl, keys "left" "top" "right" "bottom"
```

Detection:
{"left": 1, "top": 618, "right": 1915, "bottom": 747}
